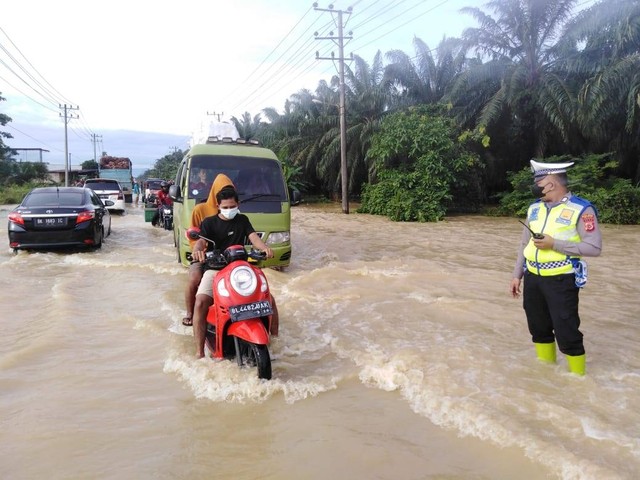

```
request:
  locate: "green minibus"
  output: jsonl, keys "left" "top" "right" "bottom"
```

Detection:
{"left": 169, "top": 137, "right": 298, "bottom": 269}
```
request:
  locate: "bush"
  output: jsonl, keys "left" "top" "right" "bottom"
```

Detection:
{"left": 0, "top": 182, "right": 36, "bottom": 204}
{"left": 358, "top": 106, "right": 483, "bottom": 222}
{"left": 497, "top": 153, "right": 640, "bottom": 224}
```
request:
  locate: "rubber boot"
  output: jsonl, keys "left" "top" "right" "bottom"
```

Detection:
{"left": 534, "top": 342, "right": 557, "bottom": 363}
{"left": 566, "top": 354, "right": 586, "bottom": 376}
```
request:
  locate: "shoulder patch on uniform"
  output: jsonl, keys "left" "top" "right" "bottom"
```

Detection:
{"left": 582, "top": 213, "right": 596, "bottom": 232}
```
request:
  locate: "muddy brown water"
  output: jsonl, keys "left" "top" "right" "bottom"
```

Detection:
{"left": 1, "top": 203, "right": 638, "bottom": 479}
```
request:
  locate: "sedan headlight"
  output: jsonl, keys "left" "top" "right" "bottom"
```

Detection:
{"left": 266, "top": 231, "right": 290, "bottom": 245}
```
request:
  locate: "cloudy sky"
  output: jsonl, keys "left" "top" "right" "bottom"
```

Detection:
{"left": 1, "top": 0, "right": 590, "bottom": 170}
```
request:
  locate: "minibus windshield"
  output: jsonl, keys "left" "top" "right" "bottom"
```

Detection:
{"left": 188, "top": 155, "right": 287, "bottom": 203}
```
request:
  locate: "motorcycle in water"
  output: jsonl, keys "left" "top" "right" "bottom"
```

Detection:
{"left": 159, "top": 204, "right": 173, "bottom": 230}
{"left": 187, "top": 228, "right": 276, "bottom": 379}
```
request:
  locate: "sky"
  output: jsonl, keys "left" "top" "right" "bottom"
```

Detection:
{"left": 0, "top": 0, "right": 587, "bottom": 170}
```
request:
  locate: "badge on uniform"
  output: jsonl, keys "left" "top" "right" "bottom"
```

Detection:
{"left": 582, "top": 213, "right": 596, "bottom": 231}
{"left": 556, "top": 208, "right": 574, "bottom": 225}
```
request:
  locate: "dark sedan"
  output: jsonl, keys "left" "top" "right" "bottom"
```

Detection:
{"left": 8, "top": 187, "right": 113, "bottom": 251}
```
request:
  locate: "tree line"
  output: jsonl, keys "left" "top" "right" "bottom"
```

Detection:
{"left": 3, "top": 0, "right": 639, "bottom": 222}
{"left": 231, "top": 0, "right": 640, "bottom": 223}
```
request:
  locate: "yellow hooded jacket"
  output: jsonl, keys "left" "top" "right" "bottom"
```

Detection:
{"left": 188, "top": 173, "right": 235, "bottom": 246}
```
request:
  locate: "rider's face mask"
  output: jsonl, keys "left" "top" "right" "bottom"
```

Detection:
{"left": 220, "top": 206, "right": 239, "bottom": 220}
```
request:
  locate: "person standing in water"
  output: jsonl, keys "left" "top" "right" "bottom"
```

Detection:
{"left": 510, "top": 159, "right": 602, "bottom": 375}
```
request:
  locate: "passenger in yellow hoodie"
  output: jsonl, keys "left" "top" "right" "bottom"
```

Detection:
{"left": 182, "top": 174, "right": 279, "bottom": 336}
{"left": 183, "top": 174, "right": 234, "bottom": 326}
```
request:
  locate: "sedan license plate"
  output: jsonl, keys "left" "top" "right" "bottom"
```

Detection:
{"left": 35, "top": 217, "right": 67, "bottom": 227}
{"left": 229, "top": 301, "right": 273, "bottom": 322}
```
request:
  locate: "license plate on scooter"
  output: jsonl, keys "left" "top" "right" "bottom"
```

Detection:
{"left": 229, "top": 301, "right": 273, "bottom": 322}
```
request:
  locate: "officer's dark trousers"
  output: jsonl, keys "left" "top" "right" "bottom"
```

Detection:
{"left": 523, "top": 270, "right": 584, "bottom": 356}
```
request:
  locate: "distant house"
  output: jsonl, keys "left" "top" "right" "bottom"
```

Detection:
{"left": 46, "top": 164, "right": 85, "bottom": 184}
{"left": 12, "top": 147, "right": 94, "bottom": 184}
{"left": 12, "top": 147, "right": 49, "bottom": 163}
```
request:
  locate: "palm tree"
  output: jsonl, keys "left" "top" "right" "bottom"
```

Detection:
{"left": 451, "top": 0, "right": 579, "bottom": 162}
{"left": 314, "top": 52, "right": 391, "bottom": 195}
{"left": 230, "top": 112, "right": 263, "bottom": 140}
{"left": 383, "top": 36, "right": 466, "bottom": 108}
{"left": 560, "top": 0, "right": 640, "bottom": 180}
{"left": 260, "top": 87, "right": 332, "bottom": 193}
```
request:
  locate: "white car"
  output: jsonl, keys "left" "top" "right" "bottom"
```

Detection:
{"left": 83, "top": 178, "right": 126, "bottom": 212}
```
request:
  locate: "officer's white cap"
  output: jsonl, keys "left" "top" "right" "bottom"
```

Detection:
{"left": 530, "top": 159, "right": 574, "bottom": 180}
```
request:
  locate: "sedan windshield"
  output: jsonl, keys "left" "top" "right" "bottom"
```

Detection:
{"left": 23, "top": 191, "right": 85, "bottom": 207}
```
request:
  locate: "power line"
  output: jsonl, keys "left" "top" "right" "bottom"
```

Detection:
{"left": 213, "top": 5, "right": 316, "bottom": 106}
{"left": 0, "top": 26, "right": 75, "bottom": 106}
{"left": 5, "top": 124, "right": 64, "bottom": 154}
{"left": 350, "top": 0, "right": 453, "bottom": 54}
{"left": 228, "top": 21, "right": 336, "bottom": 113}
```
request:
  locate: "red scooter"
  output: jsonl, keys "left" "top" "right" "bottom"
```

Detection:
{"left": 187, "top": 228, "right": 276, "bottom": 379}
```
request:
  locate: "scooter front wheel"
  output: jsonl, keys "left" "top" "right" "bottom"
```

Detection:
{"left": 247, "top": 342, "right": 272, "bottom": 380}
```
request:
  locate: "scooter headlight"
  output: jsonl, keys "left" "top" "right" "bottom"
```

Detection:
{"left": 229, "top": 266, "right": 257, "bottom": 296}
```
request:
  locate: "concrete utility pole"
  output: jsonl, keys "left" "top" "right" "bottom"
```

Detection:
{"left": 59, "top": 104, "right": 79, "bottom": 186}
{"left": 207, "top": 111, "right": 224, "bottom": 121}
{"left": 90, "top": 133, "right": 103, "bottom": 163}
{"left": 314, "top": 3, "right": 353, "bottom": 214}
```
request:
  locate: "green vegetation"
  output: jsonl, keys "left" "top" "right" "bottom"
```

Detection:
{"left": 4, "top": 1, "right": 640, "bottom": 222}
{"left": 256, "top": 0, "right": 640, "bottom": 224}
{"left": 499, "top": 154, "right": 640, "bottom": 224}
{"left": 358, "top": 106, "right": 482, "bottom": 221}
{"left": 139, "top": 150, "right": 184, "bottom": 181}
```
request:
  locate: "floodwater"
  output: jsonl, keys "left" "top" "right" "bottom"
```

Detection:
{"left": 1, "top": 202, "right": 639, "bottom": 480}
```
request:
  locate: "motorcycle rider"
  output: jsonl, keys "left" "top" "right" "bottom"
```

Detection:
{"left": 190, "top": 186, "right": 273, "bottom": 358}
{"left": 151, "top": 181, "right": 173, "bottom": 227}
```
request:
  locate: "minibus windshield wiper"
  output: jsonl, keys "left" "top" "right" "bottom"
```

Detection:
{"left": 240, "top": 193, "right": 281, "bottom": 203}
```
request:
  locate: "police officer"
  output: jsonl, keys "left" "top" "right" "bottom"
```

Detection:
{"left": 510, "top": 160, "right": 602, "bottom": 375}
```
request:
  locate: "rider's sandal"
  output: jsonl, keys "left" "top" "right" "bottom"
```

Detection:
{"left": 182, "top": 316, "right": 193, "bottom": 326}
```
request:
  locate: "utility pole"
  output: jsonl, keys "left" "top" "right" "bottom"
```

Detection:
{"left": 314, "top": 3, "right": 353, "bottom": 214}
{"left": 207, "top": 111, "right": 224, "bottom": 121}
{"left": 90, "top": 133, "right": 102, "bottom": 163}
{"left": 59, "top": 104, "right": 79, "bottom": 186}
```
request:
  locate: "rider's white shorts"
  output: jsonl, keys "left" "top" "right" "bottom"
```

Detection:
{"left": 196, "top": 269, "right": 216, "bottom": 298}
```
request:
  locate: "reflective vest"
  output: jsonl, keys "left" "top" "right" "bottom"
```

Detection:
{"left": 523, "top": 196, "right": 591, "bottom": 276}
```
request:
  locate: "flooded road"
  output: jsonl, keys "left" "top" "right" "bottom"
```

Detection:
{"left": 1, "top": 202, "right": 639, "bottom": 479}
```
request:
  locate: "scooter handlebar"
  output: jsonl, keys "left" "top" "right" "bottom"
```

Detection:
{"left": 248, "top": 250, "right": 267, "bottom": 260}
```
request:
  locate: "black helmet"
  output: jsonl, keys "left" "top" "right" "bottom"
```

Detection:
{"left": 160, "top": 181, "right": 169, "bottom": 189}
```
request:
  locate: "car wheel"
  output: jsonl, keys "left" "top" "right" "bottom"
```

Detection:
{"left": 94, "top": 227, "right": 103, "bottom": 249}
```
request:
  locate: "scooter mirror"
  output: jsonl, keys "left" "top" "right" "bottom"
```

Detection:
{"left": 186, "top": 227, "right": 201, "bottom": 240}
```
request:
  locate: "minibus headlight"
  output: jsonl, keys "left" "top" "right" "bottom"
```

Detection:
{"left": 266, "top": 231, "right": 290, "bottom": 245}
